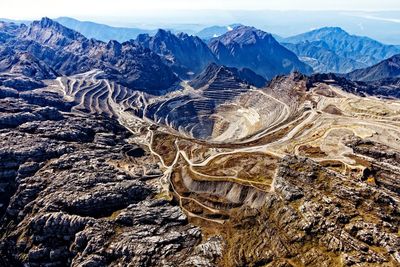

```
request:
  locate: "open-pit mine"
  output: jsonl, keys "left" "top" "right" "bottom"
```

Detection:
{"left": 30, "top": 70, "right": 400, "bottom": 266}
{"left": 2, "top": 17, "right": 400, "bottom": 267}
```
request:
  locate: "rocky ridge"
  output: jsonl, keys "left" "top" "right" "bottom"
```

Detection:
{"left": 346, "top": 54, "right": 400, "bottom": 82}
{"left": 0, "top": 17, "right": 179, "bottom": 94}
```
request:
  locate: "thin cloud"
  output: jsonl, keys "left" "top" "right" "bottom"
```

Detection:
{"left": 345, "top": 13, "right": 400, "bottom": 23}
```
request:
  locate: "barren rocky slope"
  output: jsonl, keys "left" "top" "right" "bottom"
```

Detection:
{"left": 0, "top": 96, "right": 222, "bottom": 266}
{"left": 0, "top": 18, "right": 400, "bottom": 267}
{"left": 2, "top": 68, "right": 399, "bottom": 266}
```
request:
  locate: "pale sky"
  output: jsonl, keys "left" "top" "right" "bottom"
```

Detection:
{"left": 1, "top": 0, "right": 400, "bottom": 20}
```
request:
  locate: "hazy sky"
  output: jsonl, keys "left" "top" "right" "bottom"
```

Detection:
{"left": 2, "top": 0, "right": 400, "bottom": 20}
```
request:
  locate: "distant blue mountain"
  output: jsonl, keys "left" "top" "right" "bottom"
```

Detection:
{"left": 346, "top": 54, "right": 400, "bottom": 82}
{"left": 0, "top": 18, "right": 31, "bottom": 25}
{"left": 196, "top": 24, "right": 242, "bottom": 40}
{"left": 54, "top": 17, "right": 156, "bottom": 42}
{"left": 282, "top": 27, "right": 400, "bottom": 73}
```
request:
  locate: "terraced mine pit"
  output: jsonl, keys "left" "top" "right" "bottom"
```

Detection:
{"left": 30, "top": 70, "right": 400, "bottom": 266}
{"left": 3, "top": 16, "right": 400, "bottom": 267}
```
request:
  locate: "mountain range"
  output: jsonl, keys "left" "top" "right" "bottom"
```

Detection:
{"left": 4, "top": 17, "right": 400, "bottom": 79}
{"left": 0, "top": 18, "right": 179, "bottom": 93}
{"left": 1, "top": 17, "right": 400, "bottom": 96}
{"left": 54, "top": 17, "right": 157, "bottom": 42}
{"left": 282, "top": 27, "right": 400, "bottom": 74}
{"left": 1, "top": 16, "right": 400, "bottom": 267}
{"left": 1, "top": 18, "right": 319, "bottom": 86}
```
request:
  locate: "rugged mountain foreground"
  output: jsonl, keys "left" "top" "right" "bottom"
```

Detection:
{"left": 0, "top": 97, "right": 223, "bottom": 266}
{"left": 1, "top": 66, "right": 400, "bottom": 266}
{"left": 1, "top": 17, "right": 400, "bottom": 267}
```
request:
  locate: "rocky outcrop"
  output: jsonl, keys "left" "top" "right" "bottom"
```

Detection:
{"left": 0, "top": 51, "right": 58, "bottom": 80}
{"left": 308, "top": 73, "right": 400, "bottom": 98}
{"left": 0, "top": 21, "right": 27, "bottom": 38}
{"left": 0, "top": 97, "right": 222, "bottom": 267}
{"left": 0, "top": 73, "right": 45, "bottom": 90}
{"left": 219, "top": 155, "right": 400, "bottom": 266}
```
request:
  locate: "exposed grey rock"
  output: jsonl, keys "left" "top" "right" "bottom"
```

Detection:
{"left": 0, "top": 97, "right": 222, "bottom": 267}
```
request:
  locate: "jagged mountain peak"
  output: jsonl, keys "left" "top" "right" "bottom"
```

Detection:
{"left": 213, "top": 25, "right": 274, "bottom": 45}
{"left": 154, "top": 28, "right": 171, "bottom": 38}
{"left": 20, "top": 17, "right": 86, "bottom": 48}
{"left": 209, "top": 26, "right": 312, "bottom": 80}
{"left": 311, "top": 26, "right": 347, "bottom": 34}
{"left": 34, "top": 17, "right": 59, "bottom": 28}
{"left": 32, "top": 17, "right": 85, "bottom": 38}
{"left": 146, "top": 29, "right": 201, "bottom": 43}
{"left": 136, "top": 29, "right": 216, "bottom": 78}
{"left": 176, "top": 32, "right": 189, "bottom": 38}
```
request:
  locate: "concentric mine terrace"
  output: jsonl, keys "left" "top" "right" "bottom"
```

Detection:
{"left": 33, "top": 70, "right": 400, "bottom": 266}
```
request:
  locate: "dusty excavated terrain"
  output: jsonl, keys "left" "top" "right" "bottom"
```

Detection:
{"left": 1, "top": 70, "right": 400, "bottom": 266}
